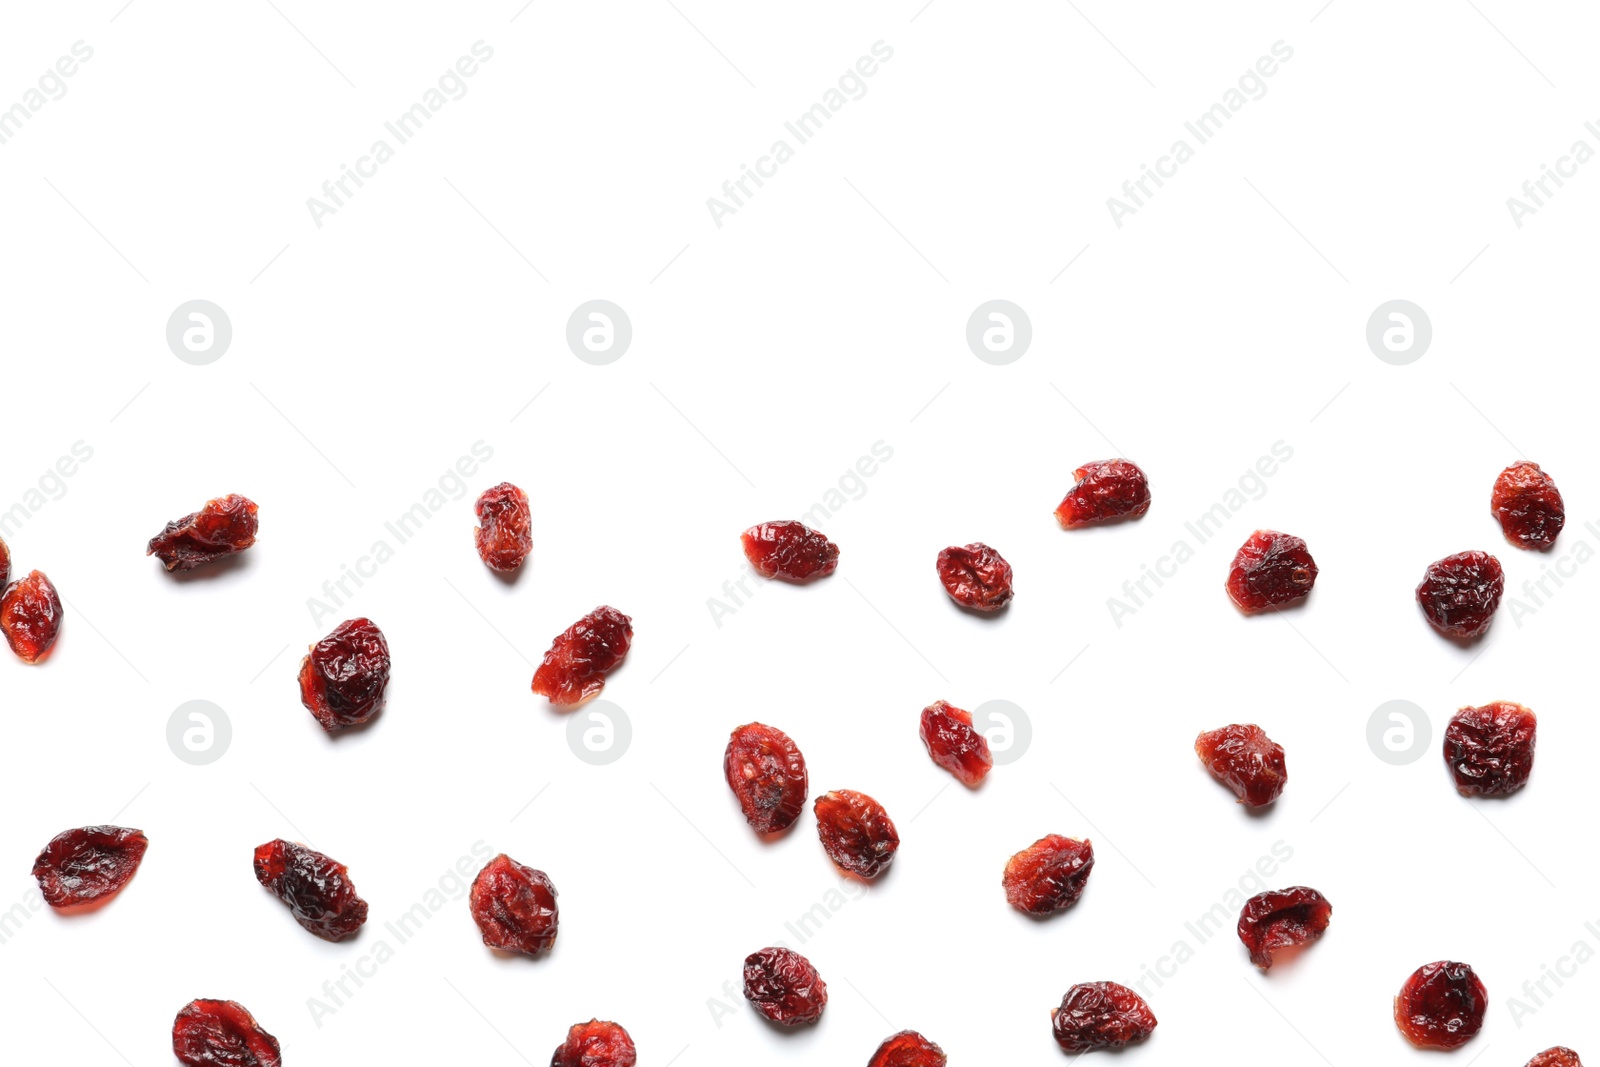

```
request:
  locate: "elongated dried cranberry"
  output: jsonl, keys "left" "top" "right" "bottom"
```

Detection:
{"left": 1226, "top": 530, "right": 1317, "bottom": 612}
{"left": 1395, "top": 961, "right": 1487, "bottom": 1049}
{"left": 1444, "top": 701, "right": 1536, "bottom": 796}
{"left": 744, "top": 946, "right": 827, "bottom": 1026}
{"left": 1051, "top": 981, "right": 1157, "bottom": 1053}
{"left": 1195, "top": 724, "right": 1286, "bottom": 807}
{"left": 32, "top": 825, "right": 148, "bottom": 908}
{"left": 1054, "top": 460, "right": 1151, "bottom": 528}
{"left": 869, "top": 1030, "right": 947, "bottom": 1066}
{"left": 1237, "top": 886, "right": 1332, "bottom": 969}
{"left": 1492, "top": 461, "right": 1565, "bottom": 550}
{"left": 936, "top": 542, "right": 1013, "bottom": 611}
{"left": 724, "top": 723, "right": 808, "bottom": 835}
{"left": 1526, "top": 1049, "right": 1583, "bottom": 1067}
{"left": 253, "top": 838, "right": 368, "bottom": 942}
{"left": 531, "top": 605, "right": 633, "bottom": 706}
{"left": 551, "top": 1019, "right": 637, "bottom": 1067}
{"left": 299, "top": 617, "right": 390, "bottom": 732}
{"left": 172, "top": 999, "right": 281, "bottom": 1067}
{"left": 740, "top": 520, "right": 839, "bottom": 582}
{"left": 474, "top": 482, "right": 533, "bottom": 572}
{"left": 1417, "top": 551, "right": 1504, "bottom": 639}
{"left": 1003, "top": 835, "right": 1094, "bottom": 915}
{"left": 469, "top": 853, "right": 558, "bottom": 956}
{"left": 814, "top": 789, "right": 899, "bottom": 879}
{"left": 920, "top": 700, "right": 993, "bottom": 787}
{"left": 147, "top": 494, "right": 258, "bottom": 571}
{"left": 1, "top": 570, "right": 63, "bottom": 663}
{"left": 0, "top": 534, "right": 9, "bottom": 587}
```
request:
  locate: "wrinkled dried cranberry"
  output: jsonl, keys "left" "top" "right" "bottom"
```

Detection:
{"left": 1054, "top": 460, "right": 1151, "bottom": 528}
{"left": 1, "top": 570, "right": 63, "bottom": 664}
{"left": 740, "top": 520, "right": 839, "bottom": 582}
{"left": 868, "top": 1030, "right": 947, "bottom": 1066}
{"left": 172, "top": 999, "right": 281, "bottom": 1067}
{"left": 724, "top": 723, "right": 808, "bottom": 835}
{"left": 1395, "top": 961, "right": 1487, "bottom": 1049}
{"left": 1492, "top": 461, "right": 1565, "bottom": 550}
{"left": 1226, "top": 530, "right": 1318, "bottom": 613}
{"left": 32, "top": 825, "right": 148, "bottom": 908}
{"left": 531, "top": 605, "right": 633, "bottom": 707}
{"left": 1526, "top": 1048, "right": 1583, "bottom": 1067}
{"left": 551, "top": 1019, "right": 637, "bottom": 1067}
{"left": 147, "top": 494, "right": 259, "bottom": 571}
{"left": 1417, "top": 551, "right": 1504, "bottom": 639}
{"left": 814, "top": 790, "right": 899, "bottom": 879}
{"left": 1003, "top": 835, "right": 1094, "bottom": 916}
{"left": 474, "top": 482, "right": 532, "bottom": 572}
{"left": 299, "top": 617, "right": 390, "bottom": 732}
{"left": 1051, "top": 981, "right": 1157, "bottom": 1054}
{"left": 253, "top": 838, "right": 368, "bottom": 942}
{"left": 469, "top": 853, "right": 558, "bottom": 956}
{"left": 743, "top": 947, "right": 827, "bottom": 1026}
{"left": 1237, "top": 886, "right": 1332, "bottom": 969}
{"left": 1195, "top": 724, "right": 1286, "bottom": 807}
{"left": 920, "top": 700, "right": 993, "bottom": 787}
{"left": 935, "top": 542, "right": 1013, "bottom": 611}
{"left": 1444, "top": 701, "right": 1536, "bottom": 796}
{"left": 0, "top": 534, "right": 9, "bottom": 587}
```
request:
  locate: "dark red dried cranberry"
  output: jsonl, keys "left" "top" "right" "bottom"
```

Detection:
{"left": 1051, "top": 981, "right": 1157, "bottom": 1053}
{"left": 743, "top": 946, "right": 827, "bottom": 1026}
{"left": 1003, "top": 835, "right": 1094, "bottom": 915}
{"left": 551, "top": 1019, "right": 637, "bottom": 1067}
{"left": 1195, "top": 724, "right": 1286, "bottom": 807}
{"left": 1395, "top": 961, "right": 1487, "bottom": 1050}
{"left": 814, "top": 789, "right": 899, "bottom": 879}
{"left": 299, "top": 617, "right": 390, "bottom": 732}
{"left": 32, "top": 825, "right": 148, "bottom": 908}
{"left": 1526, "top": 1049, "right": 1583, "bottom": 1067}
{"left": 935, "top": 542, "right": 1013, "bottom": 611}
{"left": 868, "top": 1030, "right": 947, "bottom": 1066}
{"left": 253, "top": 838, "right": 368, "bottom": 942}
{"left": 1, "top": 570, "right": 63, "bottom": 663}
{"left": 469, "top": 853, "right": 558, "bottom": 956}
{"left": 147, "top": 494, "right": 259, "bottom": 571}
{"left": 1492, "top": 461, "right": 1565, "bottom": 550}
{"left": 1237, "top": 886, "right": 1332, "bottom": 969}
{"left": 172, "top": 999, "right": 281, "bottom": 1067}
{"left": 724, "top": 723, "right": 808, "bottom": 835}
{"left": 1226, "top": 530, "right": 1317, "bottom": 613}
{"left": 1054, "top": 460, "right": 1151, "bottom": 528}
{"left": 740, "top": 520, "right": 839, "bottom": 582}
{"left": 474, "top": 482, "right": 532, "bottom": 572}
{"left": 531, "top": 605, "right": 633, "bottom": 707}
{"left": 0, "top": 534, "right": 9, "bottom": 587}
{"left": 1444, "top": 701, "right": 1536, "bottom": 796}
{"left": 920, "top": 700, "right": 993, "bottom": 787}
{"left": 1417, "top": 551, "right": 1504, "bottom": 639}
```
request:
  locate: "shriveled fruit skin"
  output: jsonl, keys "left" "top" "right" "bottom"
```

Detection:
{"left": 1395, "top": 961, "right": 1487, "bottom": 1049}
{"left": 0, "top": 534, "right": 9, "bottom": 586}
{"left": 743, "top": 947, "right": 827, "bottom": 1026}
{"left": 469, "top": 853, "right": 558, "bottom": 956}
{"left": 1, "top": 570, "right": 63, "bottom": 663}
{"left": 919, "top": 700, "right": 993, "bottom": 787}
{"left": 531, "top": 605, "right": 633, "bottom": 706}
{"left": 1237, "top": 886, "right": 1332, "bottom": 969}
{"left": 253, "top": 838, "right": 368, "bottom": 942}
{"left": 172, "top": 999, "right": 281, "bottom": 1067}
{"left": 1054, "top": 460, "right": 1151, "bottom": 528}
{"left": 1051, "top": 981, "right": 1157, "bottom": 1053}
{"left": 1195, "top": 724, "right": 1286, "bottom": 807}
{"left": 868, "top": 1030, "right": 947, "bottom": 1067}
{"left": 299, "top": 617, "right": 391, "bottom": 732}
{"left": 1492, "top": 461, "right": 1565, "bottom": 549}
{"left": 741, "top": 520, "right": 840, "bottom": 582}
{"left": 1444, "top": 701, "right": 1536, "bottom": 796}
{"left": 474, "top": 482, "right": 532, "bottom": 571}
{"left": 814, "top": 790, "right": 899, "bottom": 879}
{"left": 32, "top": 825, "right": 148, "bottom": 907}
{"left": 935, "top": 542, "right": 1013, "bottom": 611}
{"left": 550, "top": 1019, "right": 637, "bottom": 1067}
{"left": 724, "top": 723, "right": 808, "bottom": 835}
{"left": 1003, "top": 835, "right": 1094, "bottom": 915}
{"left": 147, "top": 494, "right": 259, "bottom": 571}
{"left": 1417, "top": 551, "right": 1504, "bottom": 639}
{"left": 1526, "top": 1048, "right": 1583, "bottom": 1067}
{"left": 1226, "top": 530, "right": 1318, "bottom": 612}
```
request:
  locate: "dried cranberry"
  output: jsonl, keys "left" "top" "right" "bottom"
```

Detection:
{"left": 1195, "top": 724, "right": 1286, "bottom": 807}
{"left": 1003, "top": 835, "right": 1094, "bottom": 916}
{"left": 1237, "top": 886, "right": 1332, "bottom": 969}
{"left": 814, "top": 789, "right": 899, "bottom": 879}
{"left": 1051, "top": 981, "right": 1157, "bottom": 1053}
{"left": 740, "top": 520, "right": 839, "bottom": 582}
{"left": 551, "top": 1019, "right": 637, "bottom": 1067}
{"left": 1226, "top": 530, "right": 1318, "bottom": 613}
{"left": 1394, "top": 961, "right": 1487, "bottom": 1050}
{"left": 531, "top": 605, "right": 633, "bottom": 707}
{"left": 1416, "top": 551, "right": 1504, "bottom": 639}
{"left": 868, "top": 1031, "right": 947, "bottom": 1066}
{"left": 1054, "top": 460, "right": 1151, "bottom": 528}
{"left": 253, "top": 838, "right": 368, "bottom": 942}
{"left": 32, "top": 825, "right": 148, "bottom": 908}
{"left": 935, "top": 542, "right": 1013, "bottom": 611}
{"left": 299, "top": 617, "right": 390, "bottom": 732}
{"left": 0, "top": 534, "right": 9, "bottom": 587}
{"left": 743, "top": 946, "right": 827, "bottom": 1026}
{"left": 1444, "top": 701, "right": 1536, "bottom": 796}
{"left": 469, "top": 853, "right": 558, "bottom": 956}
{"left": 724, "top": 723, "right": 808, "bottom": 835}
{"left": 172, "top": 999, "right": 281, "bottom": 1067}
{"left": 919, "top": 700, "right": 993, "bottom": 787}
{"left": 147, "top": 494, "right": 259, "bottom": 571}
{"left": 474, "top": 482, "right": 533, "bottom": 572}
{"left": 1, "top": 570, "right": 63, "bottom": 664}
{"left": 1526, "top": 1049, "right": 1583, "bottom": 1067}
{"left": 1492, "top": 461, "right": 1565, "bottom": 550}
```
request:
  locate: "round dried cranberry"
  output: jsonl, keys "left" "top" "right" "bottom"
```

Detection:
{"left": 1051, "top": 981, "right": 1157, "bottom": 1053}
{"left": 1003, "top": 835, "right": 1094, "bottom": 916}
{"left": 1526, "top": 1048, "right": 1583, "bottom": 1067}
{"left": 298, "top": 617, "right": 391, "bottom": 732}
{"left": 1195, "top": 724, "right": 1286, "bottom": 807}
{"left": 147, "top": 493, "right": 259, "bottom": 571}
{"left": 814, "top": 789, "right": 899, "bottom": 879}
{"left": 1395, "top": 961, "right": 1487, "bottom": 1049}
{"left": 1225, "top": 530, "right": 1318, "bottom": 613}
{"left": 743, "top": 947, "right": 827, "bottom": 1026}
{"left": 1054, "top": 459, "right": 1151, "bottom": 528}
{"left": 724, "top": 723, "right": 808, "bottom": 835}
{"left": 469, "top": 853, "right": 559, "bottom": 956}
{"left": 531, "top": 605, "right": 633, "bottom": 707}
{"left": 868, "top": 1030, "right": 947, "bottom": 1066}
{"left": 935, "top": 542, "right": 1013, "bottom": 611}
{"left": 740, "top": 520, "right": 839, "bottom": 582}
{"left": 919, "top": 700, "right": 993, "bottom": 787}
{"left": 253, "top": 838, "right": 368, "bottom": 942}
{"left": 1444, "top": 701, "right": 1536, "bottom": 796}
{"left": 172, "top": 999, "right": 281, "bottom": 1067}
{"left": 1237, "top": 886, "right": 1332, "bottom": 969}
{"left": 1416, "top": 551, "right": 1504, "bottom": 639}
{"left": 1, "top": 570, "right": 63, "bottom": 664}
{"left": 32, "top": 825, "right": 148, "bottom": 908}
{"left": 1492, "top": 461, "right": 1565, "bottom": 550}
{"left": 474, "top": 482, "right": 533, "bottom": 572}
{"left": 550, "top": 1019, "right": 637, "bottom": 1067}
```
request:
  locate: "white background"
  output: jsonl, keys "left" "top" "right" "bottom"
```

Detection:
{"left": 1, "top": 1, "right": 1596, "bottom": 1063}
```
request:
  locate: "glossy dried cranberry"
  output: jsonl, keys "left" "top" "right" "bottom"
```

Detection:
{"left": 1444, "top": 701, "right": 1536, "bottom": 796}
{"left": 935, "top": 542, "right": 1013, "bottom": 611}
{"left": 0, "top": 534, "right": 9, "bottom": 587}
{"left": 920, "top": 700, "right": 993, "bottom": 787}
{"left": 531, "top": 605, "right": 633, "bottom": 707}
{"left": 1226, "top": 530, "right": 1317, "bottom": 613}
{"left": 1051, "top": 981, "right": 1157, "bottom": 1054}
{"left": 1492, "top": 461, "right": 1565, "bottom": 550}
{"left": 32, "top": 825, "right": 148, "bottom": 908}
{"left": 1, "top": 570, "right": 63, "bottom": 663}
{"left": 1054, "top": 460, "right": 1151, "bottom": 528}
{"left": 474, "top": 482, "right": 532, "bottom": 572}
{"left": 740, "top": 520, "right": 839, "bottom": 582}
{"left": 551, "top": 1019, "right": 637, "bottom": 1067}
{"left": 743, "top": 946, "right": 827, "bottom": 1026}
{"left": 469, "top": 853, "right": 558, "bottom": 956}
{"left": 1003, "top": 835, "right": 1094, "bottom": 916}
{"left": 724, "top": 723, "right": 808, "bottom": 835}
{"left": 147, "top": 494, "right": 259, "bottom": 571}
{"left": 253, "top": 838, "right": 368, "bottom": 942}
{"left": 172, "top": 999, "right": 281, "bottom": 1067}
{"left": 814, "top": 789, "right": 899, "bottom": 879}
{"left": 1237, "top": 886, "right": 1332, "bottom": 969}
{"left": 299, "top": 617, "right": 390, "bottom": 732}
{"left": 1526, "top": 1049, "right": 1583, "bottom": 1067}
{"left": 1395, "top": 961, "right": 1487, "bottom": 1050}
{"left": 868, "top": 1030, "right": 947, "bottom": 1066}
{"left": 1195, "top": 724, "right": 1286, "bottom": 807}
{"left": 1417, "top": 551, "right": 1504, "bottom": 639}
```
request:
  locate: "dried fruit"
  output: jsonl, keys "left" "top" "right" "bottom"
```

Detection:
{"left": 868, "top": 1031, "right": 947, "bottom": 1066}
{"left": 724, "top": 723, "right": 808, "bottom": 835}
{"left": 1195, "top": 724, "right": 1286, "bottom": 807}
{"left": 743, "top": 947, "right": 827, "bottom": 1026}
{"left": 1492, "top": 461, "right": 1565, "bottom": 550}
{"left": 32, "top": 825, "right": 148, "bottom": 908}
{"left": 469, "top": 853, "right": 558, "bottom": 956}
{"left": 1, "top": 570, "right": 62, "bottom": 663}
{"left": 531, "top": 605, "right": 633, "bottom": 707}
{"left": 919, "top": 700, "right": 993, "bottom": 787}
{"left": 1225, "top": 530, "right": 1318, "bottom": 613}
{"left": 1051, "top": 981, "right": 1157, "bottom": 1054}
{"left": 172, "top": 999, "right": 281, "bottom": 1067}
{"left": 551, "top": 1019, "right": 637, "bottom": 1067}
{"left": 1054, "top": 460, "right": 1151, "bottom": 528}
{"left": 814, "top": 790, "right": 899, "bottom": 879}
{"left": 0, "top": 534, "right": 9, "bottom": 587}
{"left": 1394, "top": 961, "right": 1487, "bottom": 1050}
{"left": 147, "top": 494, "right": 259, "bottom": 571}
{"left": 1003, "top": 835, "right": 1094, "bottom": 916}
{"left": 935, "top": 542, "right": 1013, "bottom": 611}
{"left": 1237, "top": 886, "right": 1332, "bottom": 969}
{"left": 1526, "top": 1049, "right": 1583, "bottom": 1067}
{"left": 1417, "top": 551, "right": 1504, "bottom": 639}
{"left": 740, "top": 520, "right": 839, "bottom": 582}
{"left": 299, "top": 617, "right": 391, "bottom": 732}
{"left": 1444, "top": 701, "right": 1536, "bottom": 797}
{"left": 474, "top": 482, "right": 533, "bottom": 572}
{"left": 253, "top": 838, "right": 368, "bottom": 942}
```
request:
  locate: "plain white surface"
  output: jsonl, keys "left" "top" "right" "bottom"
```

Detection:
{"left": 1, "top": 1, "right": 1597, "bottom": 1063}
